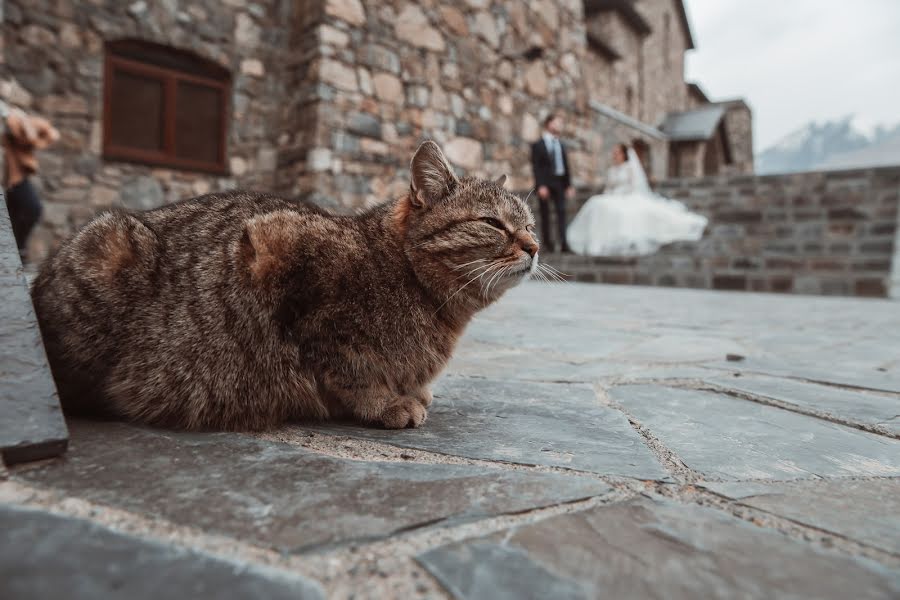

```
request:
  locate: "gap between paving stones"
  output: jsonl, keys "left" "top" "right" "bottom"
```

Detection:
{"left": 259, "top": 422, "right": 900, "bottom": 567}
{"left": 653, "top": 483, "right": 900, "bottom": 567}
{"left": 692, "top": 382, "right": 900, "bottom": 440}
{"left": 0, "top": 478, "right": 630, "bottom": 599}
{"left": 606, "top": 375, "right": 900, "bottom": 441}
{"left": 591, "top": 384, "right": 708, "bottom": 484}
{"left": 705, "top": 367, "right": 900, "bottom": 396}
{"left": 5, "top": 445, "right": 898, "bottom": 595}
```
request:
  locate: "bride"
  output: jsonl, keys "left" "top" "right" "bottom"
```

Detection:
{"left": 567, "top": 144, "right": 708, "bottom": 256}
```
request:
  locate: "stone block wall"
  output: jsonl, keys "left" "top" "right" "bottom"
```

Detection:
{"left": 296, "top": 0, "right": 608, "bottom": 211}
{"left": 719, "top": 100, "right": 753, "bottom": 175}
{"left": 633, "top": 0, "right": 690, "bottom": 126}
{"left": 1, "top": 0, "right": 297, "bottom": 262}
{"left": 548, "top": 166, "right": 900, "bottom": 298}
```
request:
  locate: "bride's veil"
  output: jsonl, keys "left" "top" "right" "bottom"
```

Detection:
{"left": 626, "top": 147, "right": 651, "bottom": 194}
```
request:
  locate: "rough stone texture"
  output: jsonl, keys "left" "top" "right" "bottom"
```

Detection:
{"left": 418, "top": 497, "right": 900, "bottom": 600}
{"left": 704, "top": 479, "right": 900, "bottom": 555}
{"left": 703, "top": 373, "right": 900, "bottom": 435}
{"left": 308, "top": 375, "right": 669, "bottom": 480}
{"left": 0, "top": 505, "right": 324, "bottom": 600}
{"left": 3, "top": 282, "right": 900, "bottom": 598}
{"left": 15, "top": 420, "right": 611, "bottom": 552}
{"left": 0, "top": 199, "right": 68, "bottom": 465}
{"left": 545, "top": 165, "right": 900, "bottom": 297}
{"left": 610, "top": 384, "right": 900, "bottom": 480}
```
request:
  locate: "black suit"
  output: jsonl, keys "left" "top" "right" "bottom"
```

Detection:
{"left": 530, "top": 137, "right": 571, "bottom": 252}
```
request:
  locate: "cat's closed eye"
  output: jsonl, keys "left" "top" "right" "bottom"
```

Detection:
{"left": 479, "top": 217, "right": 506, "bottom": 231}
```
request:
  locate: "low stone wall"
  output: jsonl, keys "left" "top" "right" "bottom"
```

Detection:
{"left": 542, "top": 166, "right": 900, "bottom": 298}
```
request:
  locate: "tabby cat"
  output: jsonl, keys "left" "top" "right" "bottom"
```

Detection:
{"left": 31, "top": 142, "right": 539, "bottom": 430}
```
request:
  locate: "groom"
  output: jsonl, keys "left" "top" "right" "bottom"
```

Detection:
{"left": 530, "top": 112, "right": 575, "bottom": 253}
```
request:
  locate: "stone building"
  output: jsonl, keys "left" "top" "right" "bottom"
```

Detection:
{"left": 1, "top": 0, "right": 753, "bottom": 261}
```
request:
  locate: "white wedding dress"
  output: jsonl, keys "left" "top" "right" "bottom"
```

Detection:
{"left": 567, "top": 149, "right": 708, "bottom": 256}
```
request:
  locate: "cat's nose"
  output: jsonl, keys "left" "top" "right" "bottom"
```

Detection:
{"left": 521, "top": 238, "right": 539, "bottom": 257}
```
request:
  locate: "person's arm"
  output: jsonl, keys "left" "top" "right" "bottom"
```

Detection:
{"left": 562, "top": 144, "right": 574, "bottom": 198}
{"left": 531, "top": 142, "right": 550, "bottom": 200}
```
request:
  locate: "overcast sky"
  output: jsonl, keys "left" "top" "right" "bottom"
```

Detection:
{"left": 683, "top": 0, "right": 900, "bottom": 152}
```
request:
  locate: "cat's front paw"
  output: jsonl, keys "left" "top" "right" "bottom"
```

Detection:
{"left": 380, "top": 396, "right": 427, "bottom": 429}
{"left": 413, "top": 387, "right": 433, "bottom": 408}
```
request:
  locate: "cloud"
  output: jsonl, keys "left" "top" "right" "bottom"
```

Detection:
{"left": 684, "top": 0, "right": 900, "bottom": 151}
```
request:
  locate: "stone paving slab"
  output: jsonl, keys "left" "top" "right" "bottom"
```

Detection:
{"left": 445, "top": 339, "right": 631, "bottom": 383}
{"left": 0, "top": 200, "right": 68, "bottom": 465}
{"left": 707, "top": 356, "right": 900, "bottom": 395}
{"left": 417, "top": 497, "right": 900, "bottom": 600}
{"left": 307, "top": 375, "right": 670, "bottom": 480}
{"left": 609, "top": 384, "right": 900, "bottom": 480}
{"left": 0, "top": 505, "right": 324, "bottom": 600}
{"left": 705, "top": 373, "right": 900, "bottom": 435}
{"left": 13, "top": 421, "right": 611, "bottom": 553}
{"left": 703, "top": 479, "right": 900, "bottom": 555}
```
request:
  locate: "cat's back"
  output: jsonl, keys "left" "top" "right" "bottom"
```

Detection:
{"left": 30, "top": 190, "right": 327, "bottom": 418}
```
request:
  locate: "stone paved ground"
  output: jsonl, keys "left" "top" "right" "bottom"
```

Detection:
{"left": 2, "top": 282, "right": 899, "bottom": 599}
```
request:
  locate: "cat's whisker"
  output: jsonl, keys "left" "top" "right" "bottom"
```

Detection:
{"left": 523, "top": 187, "right": 536, "bottom": 205}
{"left": 537, "top": 263, "right": 568, "bottom": 283}
{"left": 537, "top": 264, "right": 565, "bottom": 282}
{"left": 475, "top": 262, "right": 504, "bottom": 296}
{"left": 541, "top": 263, "right": 570, "bottom": 278}
{"left": 434, "top": 267, "right": 493, "bottom": 315}
{"left": 456, "top": 262, "right": 496, "bottom": 281}
{"left": 532, "top": 264, "right": 557, "bottom": 283}
{"left": 485, "top": 264, "right": 514, "bottom": 297}
{"left": 453, "top": 258, "right": 490, "bottom": 270}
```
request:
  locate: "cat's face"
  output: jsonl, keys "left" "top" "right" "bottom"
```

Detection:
{"left": 401, "top": 142, "right": 539, "bottom": 306}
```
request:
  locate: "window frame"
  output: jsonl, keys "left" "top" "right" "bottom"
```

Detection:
{"left": 103, "top": 53, "right": 229, "bottom": 174}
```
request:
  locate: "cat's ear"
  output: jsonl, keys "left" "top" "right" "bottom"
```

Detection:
{"left": 409, "top": 140, "right": 458, "bottom": 208}
{"left": 240, "top": 210, "right": 303, "bottom": 284}
{"left": 494, "top": 174, "right": 508, "bottom": 188}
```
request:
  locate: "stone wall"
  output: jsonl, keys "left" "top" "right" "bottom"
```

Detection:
{"left": 634, "top": 0, "right": 690, "bottom": 126}
{"left": 719, "top": 100, "right": 754, "bottom": 174}
{"left": 299, "top": 0, "right": 605, "bottom": 211}
{"left": 549, "top": 166, "right": 900, "bottom": 298}
{"left": 1, "top": 0, "right": 297, "bottom": 262}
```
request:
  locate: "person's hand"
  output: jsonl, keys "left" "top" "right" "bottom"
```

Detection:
{"left": 6, "top": 110, "right": 59, "bottom": 150}
{"left": 565, "top": 186, "right": 575, "bottom": 200}
{"left": 537, "top": 185, "right": 549, "bottom": 200}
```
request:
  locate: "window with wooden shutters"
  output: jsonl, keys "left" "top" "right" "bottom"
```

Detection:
{"left": 103, "top": 40, "right": 230, "bottom": 173}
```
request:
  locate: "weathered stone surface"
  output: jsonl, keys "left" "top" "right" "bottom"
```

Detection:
{"left": 0, "top": 200, "right": 68, "bottom": 465}
{"left": 418, "top": 497, "right": 900, "bottom": 600}
{"left": 704, "top": 478, "right": 900, "bottom": 555}
{"left": 709, "top": 355, "right": 900, "bottom": 395}
{"left": 372, "top": 72, "right": 404, "bottom": 103}
{"left": 308, "top": 375, "right": 669, "bottom": 479}
{"left": 15, "top": 421, "right": 611, "bottom": 552}
{"left": 440, "top": 6, "right": 468, "bottom": 36}
{"left": 610, "top": 384, "right": 900, "bottom": 480}
{"left": 119, "top": 176, "right": 164, "bottom": 211}
{"left": 444, "top": 137, "right": 484, "bottom": 171}
{"left": 524, "top": 62, "right": 548, "bottom": 97}
{"left": 325, "top": 0, "right": 366, "bottom": 26}
{"left": 0, "top": 506, "right": 323, "bottom": 600}
{"left": 395, "top": 5, "right": 445, "bottom": 52}
{"left": 706, "top": 373, "right": 900, "bottom": 435}
{"left": 318, "top": 58, "right": 358, "bottom": 92}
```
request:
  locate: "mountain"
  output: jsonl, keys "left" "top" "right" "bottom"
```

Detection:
{"left": 756, "top": 118, "right": 900, "bottom": 175}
